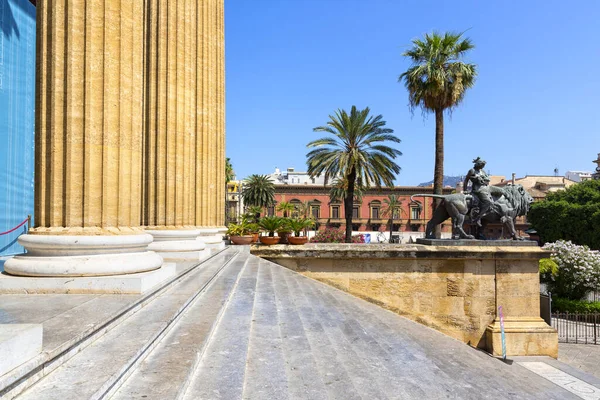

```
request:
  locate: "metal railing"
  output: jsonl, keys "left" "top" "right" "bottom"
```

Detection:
{"left": 551, "top": 312, "right": 600, "bottom": 344}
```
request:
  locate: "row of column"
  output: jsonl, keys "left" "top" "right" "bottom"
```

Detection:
{"left": 5, "top": 0, "right": 225, "bottom": 277}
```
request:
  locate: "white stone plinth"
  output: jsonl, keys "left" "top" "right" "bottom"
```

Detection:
{"left": 0, "top": 263, "right": 176, "bottom": 294}
{"left": 196, "top": 228, "right": 225, "bottom": 249}
{"left": 0, "top": 324, "right": 43, "bottom": 376}
{"left": 145, "top": 229, "right": 208, "bottom": 261}
{"left": 4, "top": 234, "right": 163, "bottom": 277}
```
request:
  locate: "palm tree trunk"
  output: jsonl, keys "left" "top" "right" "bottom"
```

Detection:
{"left": 344, "top": 168, "right": 356, "bottom": 243}
{"left": 388, "top": 217, "right": 393, "bottom": 242}
{"left": 433, "top": 108, "right": 444, "bottom": 239}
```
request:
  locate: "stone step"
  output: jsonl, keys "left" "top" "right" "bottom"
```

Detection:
{"left": 0, "top": 248, "right": 229, "bottom": 399}
{"left": 278, "top": 265, "right": 387, "bottom": 400}
{"left": 110, "top": 252, "right": 249, "bottom": 399}
{"left": 181, "top": 256, "right": 259, "bottom": 400}
{"left": 292, "top": 268, "right": 458, "bottom": 398}
{"left": 288, "top": 265, "right": 570, "bottom": 399}
{"left": 264, "top": 260, "right": 329, "bottom": 400}
{"left": 241, "top": 259, "right": 290, "bottom": 400}
{"left": 0, "top": 325, "right": 42, "bottom": 377}
{"left": 15, "top": 249, "right": 242, "bottom": 400}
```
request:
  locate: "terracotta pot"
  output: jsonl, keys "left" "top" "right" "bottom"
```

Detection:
{"left": 278, "top": 232, "right": 290, "bottom": 244}
{"left": 288, "top": 236, "right": 309, "bottom": 245}
{"left": 251, "top": 232, "right": 259, "bottom": 243}
{"left": 259, "top": 236, "right": 281, "bottom": 245}
{"left": 230, "top": 235, "right": 255, "bottom": 245}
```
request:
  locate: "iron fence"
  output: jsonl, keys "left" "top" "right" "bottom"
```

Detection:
{"left": 551, "top": 312, "right": 600, "bottom": 344}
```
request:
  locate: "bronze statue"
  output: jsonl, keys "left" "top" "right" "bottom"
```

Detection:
{"left": 412, "top": 158, "right": 534, "bottom": 240}
{"left": 463, "top": 157, "right": 504, "bottom": 226}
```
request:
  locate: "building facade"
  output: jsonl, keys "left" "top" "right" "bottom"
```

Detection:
{"left": 270, "top": 185, "right": 454, "bottom": 239}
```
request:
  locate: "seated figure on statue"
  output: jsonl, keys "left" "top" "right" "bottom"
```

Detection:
{"left": 463, "top": 157, "right": 503, "bottom": 227}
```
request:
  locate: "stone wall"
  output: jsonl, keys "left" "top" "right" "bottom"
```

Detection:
{"left": 252, "top": 243, "right": 558, "bottom": 357}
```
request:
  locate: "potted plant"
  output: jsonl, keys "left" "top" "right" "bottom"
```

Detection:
{"left": 277, "top": 217, "right": 292, "bottom": 244}
{"left": 247, "top": 223, "right": 260, "bottom": 243}
{"left": 287, "top": 218, "right": 314, "bottom": 245}
{"left": 258, "top": 216, "right": 283, "bottom": 245}
{"left": 226, "top": 222, "right": 254, "bottom": 245}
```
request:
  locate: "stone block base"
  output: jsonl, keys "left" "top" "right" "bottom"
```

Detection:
{"left": 486, "top": 317, "right": 558, "bottom": 358}
{"left": 0, "top": 324, "right": 43, "bottom": 376}
{"left": 0, "top": 263, "right": 176, "bottom": 294}
{"left": 155, "top": 249, "right": 210, "bottom": 261}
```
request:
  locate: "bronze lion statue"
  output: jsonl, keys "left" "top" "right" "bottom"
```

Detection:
{"left": 411, "top": 184, "right": 534, "bottom": 240}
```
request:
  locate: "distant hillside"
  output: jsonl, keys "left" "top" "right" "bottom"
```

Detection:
{"left": 418, "top": 175, "right": 463, "bottom": 188}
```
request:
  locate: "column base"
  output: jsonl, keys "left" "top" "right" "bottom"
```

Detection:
{"left": 0, "top": 263, "right": 176, "bottom": 294}
{"left": 4, "top": 234, "right": 163, "bottom": 277}
{"left": 485, "top": 317, "right": 558, "bottom": 358}
{"left": 145, "top": 229, "right": 208, "bottom": 261}
{"left": 197, "top": 228, "right": 225, "bottom": 249}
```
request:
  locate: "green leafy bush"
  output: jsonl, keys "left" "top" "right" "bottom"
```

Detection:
{"left": 529, "top": 180, "right": 600, "bottom": 249}
{"left": 552, "top": 297, "right": 600, "bottom": 313}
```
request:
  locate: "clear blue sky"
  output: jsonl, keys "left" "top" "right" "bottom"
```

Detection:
{"left": 225, "top": 0, "right": 600, "bottom": 186}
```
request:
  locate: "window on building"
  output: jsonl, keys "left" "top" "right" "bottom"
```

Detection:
{"left": 352, "top": 206, "right": 360, "bottom": 219}
{"left": 311, "top": 205, "right": 320, "bottom": 219}
{"left": 393, "top": 208, "right": 401, "bottom": 220}
{"left": 331, "top": 205, "right": 340, "bottom": 219}
{"left": 267, "top": 205, "right": 275, "bottom": 216}
{"left": 411, "top": 207, "right": 421, "bottom": 220}
{"left": 371, "top": 207, "right": 380, "bottom": 219}
{"left": 290, "top": 200, "right": 302, "bottom": 218}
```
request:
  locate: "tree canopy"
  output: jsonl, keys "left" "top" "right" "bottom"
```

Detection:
{"left": 399, "top": 31, "right": 476, "bottom": 237}
{"left": 242, "top": 174, "right": 275, "bottom": 209}
{"left": 306, "top": 106, "right": 401, "bottom": 242}
{"left": 528, "top": 180, "right": 600, "bottom": 249}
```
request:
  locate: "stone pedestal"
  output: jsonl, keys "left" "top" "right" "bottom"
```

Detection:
{"left": 486, "top": 317, "right": 558, "bottom": 358}
{"left": 0, "top": 263, "right": 175, "bottom": 295}
{"left": 146, "top": 229, "right": 208, "bottom": 261}
{"left": 197, "top": 228, "right": 225, "bottom": 249}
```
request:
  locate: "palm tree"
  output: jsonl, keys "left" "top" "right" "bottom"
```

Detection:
{"left": 381, "top": 194, "right": 404, "bottom": 242}
{"left": 242, "top": 174, "right": 275, "bottom": 208}
{"left": 276, "top": 201, "right": 295, "bottom": 218}
{"left": 329, "top": 178, "right": 364, "bottom": 204}
{"left": 399, "top": 31, "right": 476, "bottom": 237}
{"left": 307, "top": 106, "right": 401, "bottom": 243}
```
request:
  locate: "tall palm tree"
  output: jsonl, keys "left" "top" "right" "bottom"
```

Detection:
{"left": 307, "top": 106, "right": 401, "bottom": 243}
{"left": 381, "top": 194, "right": 404, "bottom": 242}
{"left": 242, "top": 174, "right": 275, "bottom": 209}
{"left": 276, "top": 201, "right": 295, "bottom": 218}
{"left": 399, "top": 31, "right": 477, "bottom": 237}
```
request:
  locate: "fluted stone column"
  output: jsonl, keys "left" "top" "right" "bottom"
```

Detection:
{"left": 5, "top": 0, "right": 164, "bottom": 278}
{"left": 143, "top": 0, "right": 225, "bottom": 258}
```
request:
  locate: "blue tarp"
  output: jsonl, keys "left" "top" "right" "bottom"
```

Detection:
{"left": 0, "top": 0, "right": 35, "bottom": 256}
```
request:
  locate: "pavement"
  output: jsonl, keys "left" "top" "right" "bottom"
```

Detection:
{"left": 559, "top": 343, "right": 600, "bottom": 380}
{"left": 2, "top": 248, "right": 600, "bottom": 399}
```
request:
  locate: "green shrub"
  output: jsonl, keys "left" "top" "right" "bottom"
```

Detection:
{"left": 552, "top": 297, "right": 600, "bottom": 313}
{"left": 529, "top": 180, "right": 600, "bottom": 249}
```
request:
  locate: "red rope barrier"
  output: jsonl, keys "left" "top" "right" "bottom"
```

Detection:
{"left": 0, "top": 218, "right": 29, "bottom": 236}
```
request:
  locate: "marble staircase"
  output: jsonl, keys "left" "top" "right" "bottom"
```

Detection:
{"left": 4, "top": 248, "right": 588, "bottom": 400}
